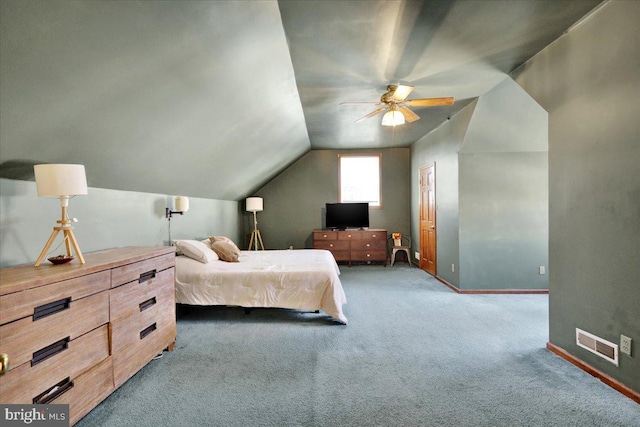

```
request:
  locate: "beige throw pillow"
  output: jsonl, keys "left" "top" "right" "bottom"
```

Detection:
{"left": 209, "top": 236, "right": 241, "bottom": 256}
{"left": 210, "top": 240, "right": 240, "bottom": 262}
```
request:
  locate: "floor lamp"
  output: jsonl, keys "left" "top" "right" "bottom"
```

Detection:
{"left": 246, "top": 197, "right": 264, "bottom": 250}
{"left": 33, "top": 164, "right": 88, "bottom": 267}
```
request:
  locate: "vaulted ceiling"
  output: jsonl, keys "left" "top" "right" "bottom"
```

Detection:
{"left": 0, "top": 0, "right": 602, "bottom": 200}
{"left": 280, "top": 0, "right": 602, "bottom": 149}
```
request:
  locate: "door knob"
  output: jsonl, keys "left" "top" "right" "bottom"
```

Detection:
{"left": 430, "top": 226, "right": 435, "bottom": 229}
{"left": 0, "top": 353, "right": 8, "bottom": 375}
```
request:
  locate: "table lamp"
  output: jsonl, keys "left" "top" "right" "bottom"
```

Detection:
{"left": 33, "top": 164, "right": 88, "bottom": 266}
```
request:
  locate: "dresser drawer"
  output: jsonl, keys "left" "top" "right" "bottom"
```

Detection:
{"left": 338, "top": 231, "right": 363, "bottom": 240}
{"left": 313, "top": 240, "right": 350, "bottom": 251}
{"left": 351, "top": 240, "right": 386, "bottom": 251}
{"left": 110, "top": 268, "right": 174, "bottom": 322}
{"left": 362, "top": 230, "right": 387, "bottom": 241}
{"left": 111, "top": 295, "right": 175, "bottom": 352}
{"left": 329, "top": 250, "right": 350, "bottom": 262}
{"left": 0, "top": 291, "right": 109, "bottom": 372}
{"left": 0, "top": 325, "right": 110, "bottom": 403}
{"left": 111, "top": 298, "right": 176, "bottom": 387}
{"left": 313, "top": 231, "right": 338, "bottom": 241}
{"left": 0, "top": 271, "right": 110, "bottom": 325}
{"left": 111, "top": 253, "right": 175, "bottom": 288}
{"left": 351, "top": 250, "right": 387, "bottom": 262}
{"left": 54, "top": 356, "right": 114, "bottom": 426}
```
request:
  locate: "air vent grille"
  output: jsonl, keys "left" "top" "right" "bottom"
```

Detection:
{"left": 576, "top": 328, "right": 618, "bottom": 366}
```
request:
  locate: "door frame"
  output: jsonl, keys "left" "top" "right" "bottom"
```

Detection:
{"left": 419, "top": 163, "right": 437, "bottom": 275}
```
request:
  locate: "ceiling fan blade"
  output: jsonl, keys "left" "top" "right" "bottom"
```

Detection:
{"left": 391, "top": 85, "right": 414, "bottom": 102}
{"left": 405, "top": 97, "right": 454, "bottom": 107}
{"left": 398, "top": 106, "right": 420, "bottom": 123}
{"left": 354, "top": 107, "right": 387, "bottom": 124}
{"left": 340, "top": 101, "right": 381, "bottom": 105}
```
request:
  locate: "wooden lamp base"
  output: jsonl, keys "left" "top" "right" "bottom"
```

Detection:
{"left": 34, "top": 205, "right": 85, "bottom": 267}
{"left": 247, "top": 211, "right": 264, "bottom": 251}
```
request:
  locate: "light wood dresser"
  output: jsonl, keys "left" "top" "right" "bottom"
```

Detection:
{"left": 313, "top": 229, "right": 387, "bottom": 266}
{"left": 0, "top": 246, "right": 176, "bottom": 425}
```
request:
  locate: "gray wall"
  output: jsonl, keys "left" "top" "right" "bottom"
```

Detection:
{"left": 249, "top": 148, "right": 411, "bottom": 250}
{"left": 459, "top": 78, "right": 548, "bottom": 290}
{"left": 410, "top": 78, "right": 549, "bottom": 291}
{"left": 411, "top": 103, "right": 475, "bottom": 287}
{"left": 0, "top": 178, "right": 240, "bottom": 268}
{"left": 459, "top": 153, "right": 548, "bottom": 289}
{"left": 514, "top": 1, "right": 640, "bottom": 392}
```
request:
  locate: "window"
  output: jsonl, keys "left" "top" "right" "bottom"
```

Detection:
{"left": 339, "top": 154, "right": 381, "bottom": 207}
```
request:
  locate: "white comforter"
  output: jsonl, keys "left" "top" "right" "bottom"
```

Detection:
{"left": 175, "top": 249, "right": 347, "bottom": 324}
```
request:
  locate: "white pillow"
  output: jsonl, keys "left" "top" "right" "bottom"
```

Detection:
{"left": 174, "top": 240, "right": 219, "bottom": 263}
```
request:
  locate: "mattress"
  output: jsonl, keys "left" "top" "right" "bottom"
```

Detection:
{"left": 175, "top": 249, "right": 348, "bottom": 324}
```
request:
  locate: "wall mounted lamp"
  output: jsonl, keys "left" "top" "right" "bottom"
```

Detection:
{"left": 166, "top": 196, "right": 189, "bottom": 244}
{"left": 166, "top": 196, "right": 189, "bottom": 219}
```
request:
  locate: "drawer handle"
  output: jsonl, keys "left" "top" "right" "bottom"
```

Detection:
{"left": 348, "top": 234, "right": 352, "bottom": 238}
{"left": 32, "top": 337, "right": 70, "bottom": 367}
{"left": 372, "top": 234, "right": 377, "bottom": 237}
{"left": 33, "top": 297, "right": 71, "bottom": 321}
{"left": 329, "top": 244, "right": 333, "bottom": 247}
{"left": 323, "top": 234, "right": 327, "bottom": 238}
{"left": 33, "top": 377, "right": 74, "bottom": 404}
{"left": 366, "top": 243, "right": 370, "bottom": 247}
{"left": 367, "top": 254, "right": 371, "bottom": 257}
{"left": 140, "top": 323, "right": 157, "bottom": 340}
{"left": 139, "top": 269, "right": 157, "bottom": 283}
{"left": 139, "top": 297, "right": 157, "bottom": 312}
{"left": 0, "top": 353, "right": 8, "bottom": 376}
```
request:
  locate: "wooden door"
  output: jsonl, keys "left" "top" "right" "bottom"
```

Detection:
{"left": 419, "top": 164, "right": 436, "bottom": 275}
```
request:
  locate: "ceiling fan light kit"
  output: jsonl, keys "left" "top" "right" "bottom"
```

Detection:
{"left": 381, "top": 109, "right": 405, "bottom": 126}
{"left": 342, "top": 84, "right": 454, "bottom": 127}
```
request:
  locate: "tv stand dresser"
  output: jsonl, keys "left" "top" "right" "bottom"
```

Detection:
{"left": 0, "top": 246, "right": 176, "bottom": 425}
{"left": 313, "top": 229, "right": 387, "bottom": 266}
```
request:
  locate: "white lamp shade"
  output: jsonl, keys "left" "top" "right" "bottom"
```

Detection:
{"left": 381, "top": 110, "right": 405, "bottom": 126}
{"left": 175, "top": 196, "right": 189, "bottom": 212}
{"left": 246, "top": 197, "right": 263, "bottom": 212}
{"left": 34, "top": 164, "right": 88, "bottom": 197}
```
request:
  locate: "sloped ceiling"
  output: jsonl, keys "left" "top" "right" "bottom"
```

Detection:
{"left": 0, "top": 0, "right": 309, "bottom": 201}
{"left": 0, "top": 0, "right": 602, "bottom": 201}
{"left": 279, "top": 0, "right": 602, "bottom": 149}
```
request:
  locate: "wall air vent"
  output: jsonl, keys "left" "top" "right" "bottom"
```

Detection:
{"left": 576, "top": 328, "right": 618, "bottom": 366}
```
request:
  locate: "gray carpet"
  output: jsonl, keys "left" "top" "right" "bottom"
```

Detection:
{"left": 77, "top": 265, "right": 639, "bottom": 426}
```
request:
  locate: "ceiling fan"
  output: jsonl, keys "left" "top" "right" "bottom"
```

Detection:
{"left": 341, "top": 84, "right": 454, "bottom": 126}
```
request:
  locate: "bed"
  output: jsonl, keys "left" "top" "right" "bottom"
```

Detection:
{"left": 174, "top": 248, "right": 348, "bottom": 324}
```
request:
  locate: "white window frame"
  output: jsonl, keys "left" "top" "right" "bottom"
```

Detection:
{"left": 338, "top": 153, "right": 382, "bottom": 208}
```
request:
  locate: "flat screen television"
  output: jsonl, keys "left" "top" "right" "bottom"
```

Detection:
{"left": 326, "top": 202, "right": 369, "bottom": 230}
